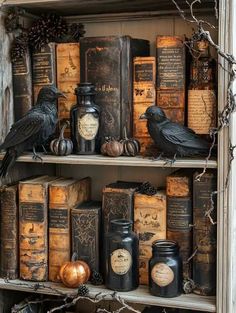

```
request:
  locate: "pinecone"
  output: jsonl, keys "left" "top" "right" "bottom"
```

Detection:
{"left": 28, "top": 13, "right": 68, "bottom": 51}
{"left": 90, "top": 270, "right": 103, "bottom": 285}
{"left": 78, "top": 284, "right": 89, "bottom": 296}
{"left": 136, "top": 182, "right": 158, "bottom": 196}
{"left": 11, "top": 32, "right": 29, "bottom": 62}
{"left": 68, "top": 23, "right": 86, "bottom": 41}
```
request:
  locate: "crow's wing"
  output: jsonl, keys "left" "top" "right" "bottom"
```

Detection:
{"left": 1, "top": 112, "right": 45, "bottom": 149}
{"left": 160, "top": 122, "right": 209, "bottom": 150}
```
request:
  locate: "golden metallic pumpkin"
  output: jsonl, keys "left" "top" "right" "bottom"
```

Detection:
{"left": 59, "top": 260, "right": 91, "bottom": 288}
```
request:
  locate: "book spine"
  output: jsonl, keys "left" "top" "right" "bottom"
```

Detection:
{"left": 0, "top": 185, "right": 18, "bottom": 279}
{"left": 32, "top": 43, "right": 56, "bottom": 103}
{"left": 56, "top": 43, "right": 80, "bottom": 137}
{"left": 102, "top": 188, "right": 134, "bottom": 234}
{"left": 156, "top": 36, "right": 186, "bottom": 124}
{"left": 71, "top": 206, "right": 101, "bottom": 271}
{"left": 134, "top": 192, "right": 166, "bottom": 284}
{"left": 193, "top": 171, "right": 217, "bottom": 296}
{"left": 80, "top": 36, "right": 149, "bottom": 142}
{"left": 133, "top": 57, "right": 156, "bottom": 155}
{"left": 12, "top": 49, "right": 32, "bottom": 121}
{"left": 166, "top": 172, "right": 192, "bottom": 279}
{"left": 19, "top": 183, "right": 48, "bottom": 281}
{"left": 49, "top": 178, "right": 91, "bottom": 282}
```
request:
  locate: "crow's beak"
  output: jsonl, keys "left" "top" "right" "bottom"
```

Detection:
{"left": 140, "top": 113, "right": 147, "bottom": 119}
{"left": 57, "top": 91, "right": 67, "bottom": 99}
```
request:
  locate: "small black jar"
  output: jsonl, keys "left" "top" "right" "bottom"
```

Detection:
{"left": 70, "top": 82, "right": 100, "bottom": 154}
{"left": 104, "top": 219, "right": 139, "bottom": 291}
{"left": 149, "top": 240, "right": 182, "bottom": 298}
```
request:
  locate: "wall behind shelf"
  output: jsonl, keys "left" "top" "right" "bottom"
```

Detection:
{"left": 83, "top": 15, "right": 218, "bottom": 56}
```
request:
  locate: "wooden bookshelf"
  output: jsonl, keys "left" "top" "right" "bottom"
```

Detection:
{"left": 0, "top": 153, "right": 217, "bottom": 169}
{"left": 0, "top": 279, "right": 216, "bottom": 312}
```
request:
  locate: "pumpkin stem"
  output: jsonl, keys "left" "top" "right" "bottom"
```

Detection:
{"left": 71, "top": 252, "right": 78, "bottom": 262}
{"left": 59, "top": 121, "right": 69, "bottom": 140}
{"left": 123, "top": 127, "right": 128, "bottom": 140}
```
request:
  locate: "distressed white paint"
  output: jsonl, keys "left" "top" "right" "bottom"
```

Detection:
{"left": 0, "top": 11, "right": 13, "bottom": 144}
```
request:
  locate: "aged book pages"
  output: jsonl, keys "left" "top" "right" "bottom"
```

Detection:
{"left": 57, "top": 43, "right": 80, "bottom": 137}
{"left": 166, "top": 170, "right": 193, "bottom": 279}
{"left": 49, "top": 177, "right": 91, "bottom": 282}
{"left": 19, "top": 176, "right": 59, "bottom": 281}
{"left": 156, "top": 36, "right": 186, "bottom": 124}
{"left": 134, "top": 191, "right": 166, "bottom": 284}
{"left": 133, "top": 57, "right": 157, "bottom": 155}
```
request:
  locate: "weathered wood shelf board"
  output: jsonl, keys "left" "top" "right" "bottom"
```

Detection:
{"left": 3, "top": 0, "right": 218, "bottom": 16}
{"left": 0, "top": 153, "right": 217, "bottom": 168}
{"left": 0, "top": 279, "right": 216, "bottom": 312}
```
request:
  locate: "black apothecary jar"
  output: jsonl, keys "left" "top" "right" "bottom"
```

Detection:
{"left": 70, "top": 82, "right": 100, "bottom": 154}
{"left": 104, "top": 219, "right": 139, "bottom": 291}
{"left": 149, "top": 240, "right": 182, "bottom": 298}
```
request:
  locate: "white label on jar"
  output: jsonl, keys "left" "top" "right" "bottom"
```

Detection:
{"left": 151, "top": 262, "right": 174, "bottom": 287}
{"left": 111, "top": 249, "right": 132, "bottom": 275}
{"left": 78, "top": 113, "right": 99, "bottom": 140}
{"left": 188, "top": 89, "right": 216, "bottom": 134}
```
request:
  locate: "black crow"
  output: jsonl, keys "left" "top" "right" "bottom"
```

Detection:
{"left": 0, "top": 85, "right": 65, "bottom": 178}
{"left": 140, "top": 106, "right": 212, "bottom": 158}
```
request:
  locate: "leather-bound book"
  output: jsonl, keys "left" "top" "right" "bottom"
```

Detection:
{"left": 71, "top": 201, "right": 101, "bottom": 271}
{"left": 80, "top": 36, "right": 150, "bottom": 142}
{"left": 166, "top": 170, "right": 193, "bottom": 279}
{"left": 156, "top": 36, "right": 186, "bottom": 124}
{"left": 56, "top": 43, "right": 80, "bottom": 137}
{"left": 193, "top": 170, "right": 217, "bottom": 296}
{"left": 32, "top": 43, "right": 56, "bottom": 103}
{"left": 12, "top": 49, "right": 32, "bottom": 121}
{"left": 134, "top": 191, "right": 166, "bottom": 284}
{"left": 49, "top": 177, "right": 91, "bottom": 282}
{"left": 133, "top": 57, "right": 157, "bottom": 155}
{"left": 0, "top": 184, "right": 18, "bottom": 279}
{"left": 19, "top": 176, "right": 59, "bottom": 281}
{"left": 102, "top": 181, "right": 142, "bottom": 234}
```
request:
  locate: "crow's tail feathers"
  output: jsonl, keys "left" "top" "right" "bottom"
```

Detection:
{"left": 0, "top": 149, "right": 17, "bottom": 179}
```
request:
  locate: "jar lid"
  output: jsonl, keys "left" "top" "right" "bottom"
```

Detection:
{"left": 110, "top": 219, "right": 133, "bottom": 230}
{"left": 75, "top": 82, "right": 96, "bottom": 96}
{"left": 152, "top": 239, "right": 179, "bottom": 253}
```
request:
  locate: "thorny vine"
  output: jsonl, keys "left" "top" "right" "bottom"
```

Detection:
{"left": 171, "top": 0, "right": 236, "bottom": 226}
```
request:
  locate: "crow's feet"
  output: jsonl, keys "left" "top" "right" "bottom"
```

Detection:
{"left": 32, "top": 147, "right": 43, "bottom": 162}
{"left": 151, "top": 152, "right": 164, "bottom": 161}
{"left": 41, "top": 145, "right": 48, "bottom": 154}
{"left": 163, "top": 154, "right": 177, "bottom": 166}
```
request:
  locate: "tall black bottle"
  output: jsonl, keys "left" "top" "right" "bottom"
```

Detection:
{"left": 105, "top": 219, "right": 139, "bottom": 291}
{"left": 71, "top": 82, "right": 100, "bottom": 154}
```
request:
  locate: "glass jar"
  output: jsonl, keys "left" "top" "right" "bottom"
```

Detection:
{"left": 70, "top": 82, "right": 100, "bottom": 154}
{"left": 104, "top": 219, "right": 139, "bottom": 291}
{"left": 149, "top": 240, "right": 182, "bottom": 298}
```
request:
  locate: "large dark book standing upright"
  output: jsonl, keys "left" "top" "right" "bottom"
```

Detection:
{"left": 71, "top": 201, "right": 101, "bottom": 271}
{"left": 12, "top": 50, "right": 32, "bottom": 121}
{"left": 0, "top": 185, "right": 18, "bottom": 279}
{"left": 193, "top": 170, "right": 217, "bottom": 296}
{"left": 80, "top": 36, "right": 150, "bottom": 142}
{"left": 102, "top": 181, "right": 142, "bottom": 234}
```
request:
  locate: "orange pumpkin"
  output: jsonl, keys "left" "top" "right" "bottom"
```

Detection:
{"left": 59, "top": 260, "right": 91, "bottom": 288}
